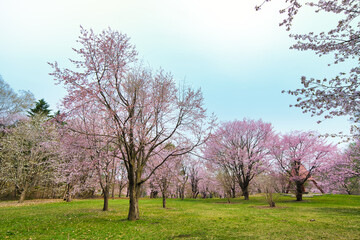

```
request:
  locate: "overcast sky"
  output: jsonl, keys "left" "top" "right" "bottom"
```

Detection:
{"left": 0, "top": 0, "right": 352, "bottom": 143}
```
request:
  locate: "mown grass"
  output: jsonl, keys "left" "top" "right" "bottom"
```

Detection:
{"left": 0, "top": 194, "right": 359, "bottom": 239}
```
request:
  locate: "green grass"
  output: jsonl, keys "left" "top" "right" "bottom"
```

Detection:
{"left": 0, "top": 194, "right": 359, "bottom": 239}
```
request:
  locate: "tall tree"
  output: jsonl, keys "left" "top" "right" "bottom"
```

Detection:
{"left": 204, "top": 119, "right": 274, "bottom": 200}
{"left": 50, "top": 27, "right": 210, "bottom": 220}
{"left": 270, "top": 131, "right": 336, "bottom": 201}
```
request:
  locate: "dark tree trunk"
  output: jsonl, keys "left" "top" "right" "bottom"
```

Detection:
{"left": 231, "top": 187, "right": 236, "bottom": 198}
{"left": 119, "top": 182, "right": 125, "bottom": 198}
{"left": 103, "top": 188, "right": 109, "bottom": 211}
{"left": 150, "top": 190, "right": 158, "bottom": 198}
{"left": 192, "top": 191, "right": 199, "bottom": 199}
{"left": 65, "top": 183, "right": 72, "bottom": 202}
{"left": 126, "top": 184, "right": 129, "bottom": 197}
{"left": 296, "top": 182, "right": 303, "bottom": 201}
{"left": 162, "top": 195, "right": 166, "bottom": 208}
{"left": 242, "top": 186, "right": 249, "bottom": 200}
{"left": 128, "top": 179, "right": 140, "bottom": 221}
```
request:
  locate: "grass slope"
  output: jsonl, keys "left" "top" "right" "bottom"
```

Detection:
{"left": 0, "top": 195, "right": 359, "bottom": 239}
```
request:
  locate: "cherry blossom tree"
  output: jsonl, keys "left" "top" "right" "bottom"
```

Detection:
{"left": 270, "top": 131, "right": 336, "bottom": 201}
{"left": 148, "top": 147, "right": 181, "bottom": 208}
{"left": 67, "top": 103, "right": 121, "bottom": 211}
{"left": 198, "top": 169, "right": 219, "bottom": 199}
{"left": 320, "top": 141, "right": 360, "bottom": 194}
{"left": 188, "top": 160, "right": 204, "bottom": 199}
{"left": 50, "top": 27, "right": 210, "bottom": 220}
{"left": 257, "top": 1, "right": 360, "bottom": 134}
{"left": 206, "top": 160, "right": 237, "bottom": 202}
{"left": 56, "top": 131, "right": 96, "bottom": 202}
{"left": 175, "top": 156, "right": 189, "bottom": 200}
{"left": 204, "top": 119, "right": 275, "bottom": 200}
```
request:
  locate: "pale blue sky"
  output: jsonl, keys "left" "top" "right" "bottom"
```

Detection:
{"left": 0, "top": 0, "right": 352, "bottom": 142}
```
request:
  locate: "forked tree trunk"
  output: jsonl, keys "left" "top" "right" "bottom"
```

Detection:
{"left": 192, "top": 191, "right": 199, "bottom": 199}
{"left": 296, "top": 182, "right": 303, "bottom": 201}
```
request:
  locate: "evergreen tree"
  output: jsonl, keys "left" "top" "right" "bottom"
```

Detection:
{"left": 28, "top": 99, "right": 51, "bottom": 117}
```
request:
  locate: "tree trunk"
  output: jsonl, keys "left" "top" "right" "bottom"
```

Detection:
{"left": 162, "top": 195, "right": 166, "bottom": 208}
{"left": 242, "top": 186, "right": 249, "bottom": 200}
{"left": 180, "top": 184, "right": 185, "bottom": 200}
{"left": 111, "top": 183, "right": 115, "bottom": 199}
{"left": 103, "top": 188, "right": 109, "bottom": 211}
{"left": 19, "top": 189, "right": 26, "bottom": 203}
{"left": 119, "top": 182, "right": 125, "bottom": 198}
{"left": 296, "top": 182, "right": 303, "bottom": 201}
{"left": 128, "top": 180, "right": 140, "bottom": 221}
{"left": 231, "top": 187, "right": 236, "bottom": 198}
{"left": 192, "top": 191, "right": 199, "bottom": 199}
{"left": 65, "top": 183, "right": 72, "bottom": 202}
{"left": 18, "top": 182, "right": 29, "bottom": 203}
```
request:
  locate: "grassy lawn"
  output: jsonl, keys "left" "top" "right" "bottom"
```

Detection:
{"left": 0, "top": 194, "right": 359, "bottom": 239}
